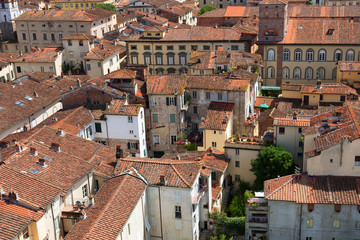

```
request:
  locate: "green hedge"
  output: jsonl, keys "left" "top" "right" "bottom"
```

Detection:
{"left": 223, "top": 217, "right": 245, "bottom": 235}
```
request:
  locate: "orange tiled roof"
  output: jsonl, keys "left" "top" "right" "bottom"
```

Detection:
{"left": 300, "top": 83, "right": 357, "bottom": 95}
{"left": 11, "top": 47, "right": 62, "bottom": 63}
{"left": 224, "top": 6, "right": 259, "bottom": 18}
{"left": 64, "top": 174, "right": 147, "bottom": 240}
{"left": 338, "top": 61, "right": 360, "bottom": 72}
{"left": 288, "top": 6, "right": 360, "bottom": 18}
{"left": 0, "top": 200, "right": 44, "bottom": 240}
{"left": 104, "top": 99, "right": 142, "bottom": 116}
{"left": 83, "top": 40, "right": 125, "bottom": 60}
{"left": 115, "top": 157, "right": 203, "bottom": 188}
{"left": 0, "top": 53, "right": 19, "bottom": 66}
{"left": 108, "top": 69, "right": 136, "bottom": 79}
{"left": 200, "top": 102, "right": 234, "bottom": 131}
{"left": 259, "top": 0, "right": 287, "bottom": 4}
{"left": 274, "top": 118, "right": 310, "bottom": 127}
{"left": 254, "top": 96, "right": 280, "bottom": 108}
{"left": 197, "top": 8, "right": 226, "bottom": 18}
{"left": 186, "top": 75, "right": 250, "bottom": 92}
{"left": 61, "top": 34, "right": 95, "bottom": 40}
{"left": 146, "top": 74, "right": 187, "bottom": 95}
{"left": 14, "top": 8, "right": 115, "bottom": 22}
{"left": 159, "top": 5, "right": 192, "bottom": 16}
{"left": 265, "top": 174, "right": 360, "bottom": 205}
{"left": 212, "top": 186, "right": 222, "bottom": 201}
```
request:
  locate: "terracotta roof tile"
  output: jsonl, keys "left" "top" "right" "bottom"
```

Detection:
{"left": 223, "top": 6, "right": 259, "bottom": 17}
{"left": 107, "top": 69, "right": 136, "bottom": 79}
{"left": 104, "top": 99, "right": 142, "bottom": 116}
{"left": 61, "top": 34, "right": 95, "bottom": 40}
{"left": 274, "top": 118, "right": 311, "bottom": 127}
{"left": 197, "top": 8, "right": 226, "bottom": 18}
{"left": 254, "top": 96, "right": 280, "bottom": 108}
{"left": 11, "top": 47, "right": 63, "bottom": 63}
{"left": 159, "top": 5, "right": 192, "bottom": 16}
{"left": 288, "top": 5, "right": 360, "bottom": 18}
{"left": 65, "top": 174, "right": 147, "bottom": 240}
{"left": 0, "top": 200, "right": 44, "bottom": 240}
{"left": 83, "top": 41, "right": 125, "bottom": 60}
{"left": 300, "top": 83, "right": 358, "bottom": 95}
{"left": 212, "top": 186, "right": 222, "bottom": 201}
{"left": 186, "top": 75, "right": 250, "bottom": 91}
{"left": 265, "top": 174, "right": 360, "bottom": 205}
{"left": 14, "top": 8, "right": 115, "bottom": 22}
{"left": 200, "top": 102, "right": 234, "bottom": 131}
{"left": 146, "top": 74, "right": 187, "bottom": 95}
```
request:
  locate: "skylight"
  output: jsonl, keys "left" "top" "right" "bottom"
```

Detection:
{"left": 24, "top": 96, "right": 34, "bottom": 101}
{"left": 15, "top": 101, "right": 25, "bottom": 107}
{"left": 44, "top": 156, "right": 53, "bottom": 162}
{"left": 29, "top": 168, "right": 39, "bottom": 174}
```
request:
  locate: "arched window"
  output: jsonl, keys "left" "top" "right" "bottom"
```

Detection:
{"left": 293, "top": 67, "right": 301, "bottom": 79}
{"left": 267, "top": 67, "right": 275, "bottom": 78}
{"left": 283, "top": 49, "right": 290, "bottom": 61}
{"left": 294, "top": 49, "right": 302, "bottom": 61}
{"left": 316, "top": 67, "right": 325, "bottom": 80}
{"left": 346, "top": 49, "right": 355, "bottom": 61}
{"left": 332, "top": 68, "right": 337, "bottom": 80}
{"left": 305, "top": 67, "right": 313, "bottom": 80}
{"left": 53, "top": 106, "right": 57, "bottom": 114}
{"left": 267, "top": 49, "right": 275, "bottom": 61}
{"left": 43, "top": 112, "right": 48, "bottom": 121}
{"left": 282, "top": 67, "right": 290, "bottom": 79}
{"left": 334, "top": 49, "right": 342, "bottom": 61}
{"left": 318, "top": 49, "right": 326, "bottom": 61}
{"left": 306, "top": 49, "right": 314, "bottom": 61}
{"left": 31, "top": 119, "right": 37, "bottom": 128}
{"left": 167, "top": 68, "right": 176, "bottom": 74}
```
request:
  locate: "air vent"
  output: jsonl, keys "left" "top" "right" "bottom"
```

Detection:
{"left": 29, "top": 168, "right": 39, "bottom": 174}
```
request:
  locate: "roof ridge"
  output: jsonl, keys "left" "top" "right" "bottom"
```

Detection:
{"left": 266, "top": 175, "right": 296, "bottom": 199}
{"left": 171, "top": 164, "right": 191, "bottom": 187}
{"left": 347, "top": 104, "right": 360, "bottom": 134}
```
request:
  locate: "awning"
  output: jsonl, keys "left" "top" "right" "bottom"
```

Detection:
{"left": 259, "top": 103, "right": 269, "bottom": 108}
{"left": 261, "top": 86, "right": 281, "bottom": 90}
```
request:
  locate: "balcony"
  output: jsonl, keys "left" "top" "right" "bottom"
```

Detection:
{"left": 249, "top": 216, "right": 268, "bottom": 228}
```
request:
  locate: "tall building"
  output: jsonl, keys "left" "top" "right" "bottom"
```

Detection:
{"left": 0, "top": 0, "right": 21, "bottom": 40}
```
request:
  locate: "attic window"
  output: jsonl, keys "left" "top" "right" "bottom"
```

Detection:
{"left": 326, "top": 29, "right": 335, "bottom": 35}
{"left": 24, "top": 96, "right": 34, "bottom": 101}
{"left": 15, "top": 101, "right": 25, "bottom": 107}
{"left": 29, "top": 168, "right": 39, "bottom": 174}
{"left": 265, "top": 29, "right": 277, "bottom": 36}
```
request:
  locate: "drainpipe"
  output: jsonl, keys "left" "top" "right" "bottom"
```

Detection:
{"left": 50, "top": 204, "right": 57, "bottom": 240}
{"left": 340, "top": 138, "right": 344, "bottom": 167}
{"left": 298, "top": 204, "right": 302, "bottom": 240}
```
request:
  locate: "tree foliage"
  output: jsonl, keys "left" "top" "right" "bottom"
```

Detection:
{"left": 95, "top": 3, "right": 116, "bottom": 12}
{"left": 251, "top": 145, "right": 294, "bottom": 189}
{"left": 198, "top": 5, "right": 216, "bottom": 16}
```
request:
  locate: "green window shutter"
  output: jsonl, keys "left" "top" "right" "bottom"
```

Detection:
{"left": 127, "top": 142, "right": 131, "bottom": 149}
{"left": 170, "top": 114, "right": 175, "bottom": 123}
{"left": 135, "top": 143, "right": 139, "bottom": 150}
{"left": 211, "top": 172, "right": 216, "bottom": 181}
{"left": 153, "top": 114, "right": 158, "bottom": 123}
{"left": 166, "top": 97, "right": 170, "bottom": 106}
{"left": 174, "top": 97, "right": 177, "bottom": 106}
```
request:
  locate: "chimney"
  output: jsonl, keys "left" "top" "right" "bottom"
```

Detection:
{"left": 38, "top": 158, "right": 46, "bottom": 166}
{"left": 15, "top": 143, "right": 23, "bottom": 152}
{"left": 77, "top": 78, "right": 81, "bottom": 88}
{"left": 116, "top": 145, "right": 123, "bottom": 159}
{"left": 51, "top": 117, "right": 58, "bottom": 123}
{"left": 209, "top": 146, "right": 213, "bottom": 154}
{"left": 30, "top": 147, "right": 38, "bottom": 156}
{"left": 57, "top": 128, "right": 64, "bottom": 136}
{"left": 159, "top": 174, "right": 165, "bottom": 185}
{"left": 293, "top": 112, "right": 298, "bottom": 120}
{"left": 51, "top": 143, "right": 61, "bottom": 152}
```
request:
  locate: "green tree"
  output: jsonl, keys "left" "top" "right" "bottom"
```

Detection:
{"left": 211, "top": 234, "right": 233, "bottom": 240}
{"left": 95, "top": 3, "right": 116, "bottom": 12}
{"left": 197, "top": 5, "right": 216, "bottom": 16}
{"left": 251, "top": 145, "right": 294, "bottom": 189}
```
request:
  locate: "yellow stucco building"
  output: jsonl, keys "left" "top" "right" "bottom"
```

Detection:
{"left": 50, "top": 0, "right": 114, "bottom": 10}
{"left": 336, "top": 61, "right": 360, "bottom": 88}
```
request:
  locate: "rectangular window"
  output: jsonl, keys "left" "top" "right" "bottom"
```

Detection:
{"left": 95, "top": 123, "right": 102, "bottom": 132}
{"left": 355, "top": 156, "right": 360, "bottom": 166}
{"left": 168, "top": 56, "right": 174, "bottom": 65}
{"left": 179, "top": 45, "right": 186, "bottom": 50}
{"left": 82, "top": 184, "right": 88, "bottom": 198}
{"left": 51, "top": 34, "right": 55, "bottom": 41}
{"left": 192, "top": 91, "right": 197, "bottom": 99}
{"left": 33, "top": 33, "right": 37, "bottom": 40}
{"left": 170, "top": 135, "right": 177, "bottom": 144}
{"left": 175, "top": 206, "right": 182, "bottom": 218}
{"left": 306, "top": 237, "right": 312, "bottom": 240}
{"left": 191, "top": 45, "right": 198, "bottom": 51}
{"left": 43, "top": 33, "right": 47, "bottom": 40}
{"left": 22, "top": 33, "right": 26, "bottom": 40}
{"left": 306, "top": 218, "right": 314, "bottom": 228}
{"left": 235, "top": 161, "right": 240, "bottom": 167}
{"left": 340, "top": 96, "right": 345, "bottom": 102}
{"left": 153, "top": 114, "right": 158, "bottom": 123}
{"left": 153, "top": 135, "right": 160, "bottom": 144}
{"left": 16, "top": 66, "right": 21, "bottom": 73}
{"left": 211, "top": 172, "right": 216, "bottom": 180}
{"left": 203, "top": 45, "right": 210, "bottom": 50}
{"left": 131, "top": 45, "right": 137, "bottom": 50}
{"left": 132, "top": 56, "right": 138, "bottom": 64}
{"left": 40, "top": 66, "right": 45, "bottom": 72}
{"left": 218, "top": 93, "right": 222, "bottom": 100}
{"left": 87, "top": 64, "right": 91, "bottom": 70}
{"left": 68, "top": 40, "right": 72, "bottom": 46}
{"left": 155, "top": 45, "right": 162, "bottom": 50}
{"left": 156, "top": 56, "right": 162, "bottom": 65}
{"left": 235, "top": 175, "right": 240, "bottom": 182}
{"left": 279, "top": 127, "right": 285, "bottom": 135}
{"left": 180, "top": 56, "right": 186, "bottom": 65}
{"left": 170, "top": 114, "right": 176, "bottom": 123}
{"left": 206, "top": 92, "right": 211, "bottom": 100}
{"left": 166, "top": 97, "right": 176, "bottom": 106}
{"left": 193, "top": 106, "right": 198, "bottom": 114}
{"left": 231, "top": 45, "right": 238, "bottom": 50}
{"left": 128, "top": 116, "right": 133, "bottom": 123}
{"left": 212, "top": 142, "right": 217, "bottom": 148}
{"left": 152, "top": 97, "right": 157, "bottom": 106}
{"left": 333, "top": 220, "right": 340, "bottom": 228}
{"left": 49, "top": 67, "right": 54, "bottom": 72}
{"left": 79, "top": 40, "right": 83, "bottom": 46}
{"left": 145, "top": 56, "right": 151, "bottom": 65}
{"left": 167, "top": 45, "right": 174, "bottom": 50}
{"left": 144, "top": 45, "right": 150, "bottom": 50}
{"left": 235, "top": 149, "right": 240, "bottom": 155}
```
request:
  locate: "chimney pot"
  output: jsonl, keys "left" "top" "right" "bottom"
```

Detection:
{"left": 116, "top": 145, "right": 123, "bottom": 159}
{"left": 38, "top": 158, "right": 46, "bottom": 166}
{"left": 57, "top": 128, "right": 64, "bottom": 136}
{"left": 51, "top": 142, "right": 61, "bottom": 152}
{"left": 30, "top": 147, "right": 38, "bottom": 156}
{"left": 159, "top": 174, "right": 165, "bottom": 185}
